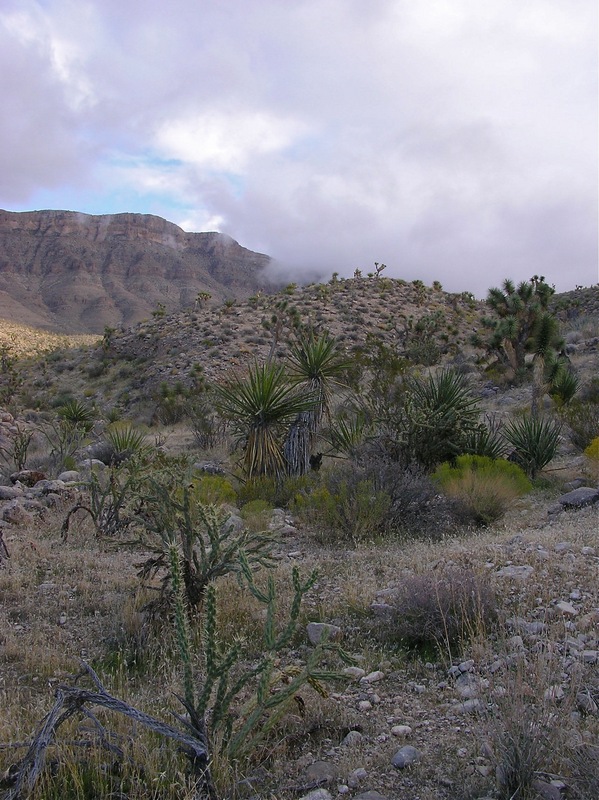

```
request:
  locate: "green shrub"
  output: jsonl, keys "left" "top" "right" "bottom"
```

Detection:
{"left": 502, "top": 415, "right": 562, "bottom": 478}
{"left": 236, "top": 473, "right": 316, "bottom": 508}
{"left": 193, "top": 475, "right": 236, "bottom": 506}
{"left": 432, "top": 455, "right": 532, "bottom": 526}
{"left": 559, "top": 400, "right": 599, "bottom": 450}
{"left": 584, "top": 437, "right": 599, "bottom": 461}
{"left": 240, "top": 499, "right": 273, "bottom": 531}
{"left": 293, "top": 469, "right": 390, "bottom": 544}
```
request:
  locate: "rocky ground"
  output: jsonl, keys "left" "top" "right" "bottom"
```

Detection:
{"left": 0, "top": 448, "right": 597, "bottom": 800}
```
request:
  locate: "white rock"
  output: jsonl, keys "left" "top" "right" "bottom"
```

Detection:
{"left": 555, "top": 601, "right": 578, "bottom": 616}
{"left": 360, "top": 670, "right": 385, "bottom": 683}
{"left": 391, "top": 725, "right": 412, "bottom": 737}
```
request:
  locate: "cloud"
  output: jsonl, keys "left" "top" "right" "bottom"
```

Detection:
{"left": 0, "top": 0, "right": 596, "bottom": 295}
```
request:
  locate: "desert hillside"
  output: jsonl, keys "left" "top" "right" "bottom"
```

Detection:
{"left": 0, "top": 276, "right": 597, "bottom": 800}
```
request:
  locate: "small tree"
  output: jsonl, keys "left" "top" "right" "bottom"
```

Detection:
{"left": 483, "top": 276, "right": 558, "bottom": 376}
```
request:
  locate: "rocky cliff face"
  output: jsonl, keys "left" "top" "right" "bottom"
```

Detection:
{"left": 0, "top": 210, "right": 273, "bottom": 333}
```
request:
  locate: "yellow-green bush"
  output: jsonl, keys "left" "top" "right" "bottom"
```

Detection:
{"left": 432, "top": 455, "right": 532, "bottom": 526}
{"left": 584, "top": 437, "right": 599, "bottom": 461}
{"left": 293, "top": 475, "right": 390, "bottom": 544}
{"left": 191, "top": 475, "right": 236, "bottom": 506}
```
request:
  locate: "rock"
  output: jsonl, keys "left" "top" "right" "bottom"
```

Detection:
{"left": 557, "top": 487, "right": 599, "bottom": 509}
{"left": 32, "top": 479, "right": 68, "bottom": 495}
{"left": 581, "top": 650, "right": 598, "bottom": 664}
{"left": 0, "top": 486, "right": 24, "bottom": 500}
{"left": 544, "top": 685, "right": 565, "bottom": 702}
{"left": 532, "top": 779, "right": 563, "bottom": 800}
{"left": 495, "top": 565, "right": 534, "bottom": 579}
{"left": 370, "top": 602, "right": 394, "bottom": 617}
{"left": 1, "top": 501, "right": 33, "bottom": 525}
{"left": 357, "top": 701, "right": 372, "bottom": 713}
{"left": 390, "top": 725, "right": 412, "bottom": 737}
{"left": 306, "top": 622, "right": 342, "bottom": 645}
{"left": 343, "top": 666, "right": 366, "bottom": 680}
{"left": 360, "top": 670, "right": 385, "bottom": 684}
{"left": 455, "top": 673, "right": 480, "bottom": 699}
{"left": 507, "top": 617, "right": 547, "bottom": 635}
{"left": 193, "top": 461, "right": 225, "bottom": 475}
{"left": 57, "top": 470, "right": 81, "bottom": 482}
{"left": 341, "top": 730, "right": 364, "bottom": 747}
{"left": 347, "top": 767, "right": 367, "bottom": 787}
{"left": 299, "top": 790, "right": 332, "bottom": 800}
{"left": 576, "top": 691, "right": 598, "bottom": 714}
{"left": 305, "top": 760, "right": 337, "bottom": 786}
{"left": 10, "top": 470, "right": 45, "bottom": 487}
{"left": 454, "top": 698, "right": 482, "bottom": 714}
{"left": 354, "top": 792, "right": 388, "bottom": 800}
{"left": 555, "top": 601, "right": 578, "bottom": 616}
{"left": 391, "top": 745, "right": 422, "bottom": 769}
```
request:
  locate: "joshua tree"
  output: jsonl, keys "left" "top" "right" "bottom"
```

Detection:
{"left": 484, "top": 276, "right": 558, "bottom": 374}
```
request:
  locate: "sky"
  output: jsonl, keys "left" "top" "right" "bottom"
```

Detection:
{"left": 1, "top": 0, "right": 597, "bottom": 297}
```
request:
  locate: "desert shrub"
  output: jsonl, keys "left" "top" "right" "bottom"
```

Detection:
{"left": 104, "top": 423, "right": 151, "bottom": 465}
{"left": 584, "top": 437, "right": 599, "bottom": 461}
{"left": 353, "top": 445, "right": 461, "bottom": 539}
{"left": 432, "top": 455, "right": 532, "bottom": 526}
{"left": 579, "top": 376, "right": 599, "bottom": 404}
{"left": 137, "top": 487, "right": 276, "bottom": 616}
{"left": 192, "top": 474, "right": 236, "bottom": 506}
{"left": 369, "top": 368, "right": 483, "bottom": 471}
{"left": 378, "top": 567, "right": 497, "bottom": 658}
{"left": 502, "top": 414, "right": 562, "bottom": 478}
{"left": 559, "top": 399, "right": 599, "bottom": 450}
{"left": 153, "top": 381, "right": 191, "bottom": 425}
{"left": 293, "top": 466, "right": 390, "bottom": 544}
{"left": 188, "top": 395, "right": 227, "bottom": 449}
{"left": 463, "top": 416, "right": 507, "bottom": 460}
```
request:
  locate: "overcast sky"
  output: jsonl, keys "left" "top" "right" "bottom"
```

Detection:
{"left": 1, "top": 0, "right": 597, "bottom": 296}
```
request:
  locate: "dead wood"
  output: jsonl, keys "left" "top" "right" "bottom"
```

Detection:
{"left": 2, "top": 662, "right": 217, "bottom": 800}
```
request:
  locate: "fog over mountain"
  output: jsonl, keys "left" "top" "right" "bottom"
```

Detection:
{"left": 1, "top": 1, "right": 596, "bottom": 296}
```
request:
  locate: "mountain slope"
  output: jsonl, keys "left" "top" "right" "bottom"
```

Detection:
{"left": 0, "top": 210, "right": 273, "bottom": 333}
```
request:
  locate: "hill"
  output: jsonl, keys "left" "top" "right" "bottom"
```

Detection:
{"left": 0, "top": 209, "right": 274, "bottom": 333}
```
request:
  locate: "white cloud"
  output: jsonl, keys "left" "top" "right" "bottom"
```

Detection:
{"left": 0, "top": 0, "right": 596, "bottom": 294}
{"left": 155, "top": 110, "right": 310, "bottom": 172}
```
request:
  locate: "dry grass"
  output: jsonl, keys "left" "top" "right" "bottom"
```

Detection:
{"left": 0, "top": 320, "right": 98, "bottom": 360}
{"left": 0, "top": 483, "right": 597, "bottom": 799}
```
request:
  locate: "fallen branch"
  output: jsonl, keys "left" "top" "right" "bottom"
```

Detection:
{"left": 2, "top": 662, "right": 216, "bottom": 800}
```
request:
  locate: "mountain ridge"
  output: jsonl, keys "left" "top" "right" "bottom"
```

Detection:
{"left": 0, "top": 209, "right": 274, "bottom": 333}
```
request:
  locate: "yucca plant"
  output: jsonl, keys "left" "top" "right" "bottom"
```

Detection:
{"left": 214, "top": 362, "right": 316, "bottom": 479}
{"left": 57, "top": 399, "right": 95, "bottom": 432}
{"left": 550, "top": 365, "right": 580, "bottom": 406}
{"left": 105, "top": 423, "right": 150, "bottom": 465}
{"left": 284, "top": 331, "right": 350, "bottom": 475}
{"left": 502, "top": 414, "right": 562, "bottom": 478}
{"left": 403, "top": 368, "right": 482, "bottom": 470}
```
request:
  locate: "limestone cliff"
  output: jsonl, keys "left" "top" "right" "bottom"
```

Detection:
{"left": 0, "top": 210, "right": 273, "bottom": 333}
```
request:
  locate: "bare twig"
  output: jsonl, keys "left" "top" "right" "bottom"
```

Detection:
{"left": 3, "top": 661, "right": 216, "bottom": 800}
